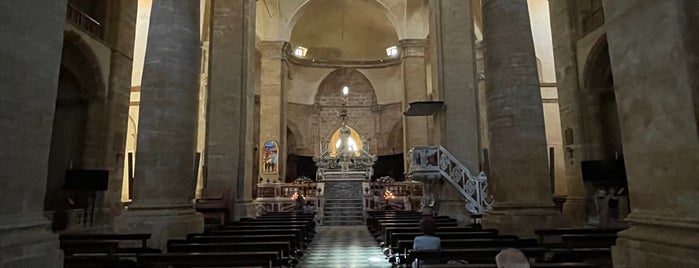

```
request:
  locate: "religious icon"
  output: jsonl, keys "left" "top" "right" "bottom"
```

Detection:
{"left": 262, "top": 140, "right": 279, "bottom": 174}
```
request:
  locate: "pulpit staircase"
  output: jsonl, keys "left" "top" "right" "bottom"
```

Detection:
{"left": 323, "top": 199, "right": 364, "bottom": 225}
{"left": 407, "top": 145, "right": 493, "bottom": 215}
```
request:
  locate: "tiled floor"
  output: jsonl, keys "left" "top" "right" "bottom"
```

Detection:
{"left": 299, "top": 225, "right": 393, "bottom": 268}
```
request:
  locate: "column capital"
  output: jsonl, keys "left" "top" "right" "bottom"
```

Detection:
{"left": 399, "top": 39, "right": 428, "bottom": 58}
{"left": 258, "top": 40, "right": 290, "bottom": 59}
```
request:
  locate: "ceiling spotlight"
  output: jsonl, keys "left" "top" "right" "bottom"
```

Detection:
{"left": 294, "top": 46, "right": 308, "bottom": 57}
{"left": 386, "top": 46, "right": 399, "bottom": 57}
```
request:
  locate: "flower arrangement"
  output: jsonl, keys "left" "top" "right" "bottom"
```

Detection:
{"left": 293, "top": 176, "right": 313, "bottom": 184}
{"left": 377, "top": 176, "right": 395, "bottom": 184}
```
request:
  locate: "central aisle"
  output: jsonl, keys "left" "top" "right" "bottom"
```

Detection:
{"left": 299, "top": 226, "right": 392, "bottom": 268}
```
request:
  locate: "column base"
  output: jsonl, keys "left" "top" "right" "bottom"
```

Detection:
{"left": 234, "top": 199, "right": 256, "bottom": 220}
{"left": 562, "top": 195, "right": 587, "bottom": 226}
{"left": 0, "top": 217, "right": 63, "bottom": 268}
{"left": 114, "top": 207, "right": 204, "bottom": 250}
{"left": 612, "top": 213, "right": 699, "bottom": 268}
{"left": 482, "top": 205, "right": 566, "bottom": 238}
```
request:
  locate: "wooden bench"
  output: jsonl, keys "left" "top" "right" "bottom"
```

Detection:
{"left": 380, "top": 222, "right": 459, "bottom": 242}
{"left": 60, "top": 233, "right": 151, "bottom": 248}
{"left": 388, "top": 230, "right": 502, "bottom": 248}
{"left": 138, "top": 252, "right": 277, "bottom": 267}
{"left": 534, "top": 228, "right": 623, "bottom": 245}
{"left": 408, "top": 247, "right": 549, "bottom": 266}
{"left": 420, "top": 263, "right": 599, "bottom": 268}
{"left": 396, "top": 238, "right": 539, "bottom": 254}
{"left": 64, "top": 255, "right": 140, "bottom": 268}
{"left": 188, "top": 234, "right": 300, "bottom": 251}
{"left": 383, "top": 226, "right": 483, "bottom": 245}
{"left": 167, "top": 241, "right": 293, "bottom": 266}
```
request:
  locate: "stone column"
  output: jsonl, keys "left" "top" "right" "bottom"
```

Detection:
{"left": 401, "top": 39, "right": 430, "bottom": 165}
{"left": 258, "top": 41, "right": 287, "bottom": 183}
{"left": 205, "top": 0, "right": 256, "bottom": 220}
{"left": 480, "top": 0, "right": 563, "bottom": 237}
{"left": 548, "top": 0, "right": 587, "bottom": 225}
{"left": 99, "top": 0, "right": 138, "bottom": 226}
{"left": 0, "top": 1, "right": 66, "bottom": 266}
{"left": 428, "top": 0, "right": 482, "bottom": 224}
{"left": 114, "top": 0, "right": 203, "bottom": 250}
{"left": 600, "top": 1, "right": 699, "bottom": 267}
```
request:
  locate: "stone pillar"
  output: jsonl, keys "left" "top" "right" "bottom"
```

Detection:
{"left": 114, "top": 0, "right": 203, "bottom": 250}
{"left": 480, "top": 0, "right": 563, "bottom": 237}
{"left": 600, "top": 1, "right": 699, "bottom": 267}
{"left": 99, "top": 0, "right": 138, "bottom": 226}
{"left": 428, "top": 0, "right": 482, "bottom": 224}
{"left": 548, "top": 0, "right": 587, "bottom": 225}
{"left": 0, "top": 1, "right": 66, "bottom": 267}
{"left": 205, "top": 0, "right": 256, "bottom": 220}
{"left": 401, "top": 39, "right": 430, "bottom": 166}
{"left": 258, "top": 41, "right": 287, "bottom": 183}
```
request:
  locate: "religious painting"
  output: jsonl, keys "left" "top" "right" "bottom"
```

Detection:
{"left": 262, "top": 140, "right": 279, "bottom": 174}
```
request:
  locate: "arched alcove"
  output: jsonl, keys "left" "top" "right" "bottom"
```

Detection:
{"left": 45, "top": 34, "right": 106, "bottom": 231}
{"left": 583, "top": 35, "right": 622, "bottom": 160}
{"left": 315, "top": 68, "right": 377, "bottom": 106}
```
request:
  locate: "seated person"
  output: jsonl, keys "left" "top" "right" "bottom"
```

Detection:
{"left": 413, "top": 216, "right": 440, "bottom": 249}
{"left": 495, "top": 248, "right": 530, "bottom": 268}
{"left": 412, "top": 216, "right": 441, "bottom": 268}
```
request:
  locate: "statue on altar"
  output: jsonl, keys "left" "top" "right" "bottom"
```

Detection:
{"left": 313, "top": 108, "right": 376, "bottom": 180}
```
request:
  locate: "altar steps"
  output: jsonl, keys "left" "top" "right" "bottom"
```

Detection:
{"left": 323, "top": 199, "right": 364, "bottom": 226}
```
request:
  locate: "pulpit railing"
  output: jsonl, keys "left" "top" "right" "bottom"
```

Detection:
{"left": 407, "top": 145, "right": 492, "bottom": 215}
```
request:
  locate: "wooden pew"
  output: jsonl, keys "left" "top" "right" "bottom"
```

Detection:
{"left": 420, "top": 263, "right": 599, "bottom": 268}
{"left": 217, "top": 225, "right": 311, "bottom": 247}
{"left": 534, "top": 228, "right": 623, "bottom": 245}
{"left": 60, "top": 233, "right": 151, "bottom": 248}
{"left": 138, "top": 252, "right": 277, "bottom": 267}
{"left": 396, "top": 238, "right": 539, "bottom": 254}
{"left": 168, "top": 240, "right": 292, "bottom": 266}
{"left": 379, "top": 222, "right": 459, "bottom": 242}
{"left": 373, "top": 218, "right": 457, "bottom": 236}
{"left": 536, "top": 228, "right": 618, "bottom": 266}
{"left": 60, "top": 233, "right": 161, "bottom": 267}
{"left": 383, "top": 226, "right": 482, "bottom": 246}
{"left": 64, "top": 255, "right": 140, "bottom": 268}
{"left": 408, "top": 247, "right": 548, "bottom": 266}
{"left": 205, "top": 228, "right": 306, "bottom": 242}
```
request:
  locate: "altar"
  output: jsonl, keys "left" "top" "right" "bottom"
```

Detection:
{"left": 314, "top": 110, "right": 377, "bottom": 225}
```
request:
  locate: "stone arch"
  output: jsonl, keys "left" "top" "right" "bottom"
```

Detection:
{"left": 387, "top": 120, "right": 403, "bottom": 155}
{"left": 285, "top": 0, "right": 402, "bottom": 40}
{"left": 583, "top": 35, "right": 614, "bottom": 90}
{"left": 315, "top": 68, "right": 377, "bottom": 106}
{"left": 45, "top": 32, "right": 108, "bottom": 230}
{"left": 581, "top": 34, "right": 623, "bottom": 161}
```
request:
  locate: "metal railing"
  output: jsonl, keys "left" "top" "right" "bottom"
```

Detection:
{"left": 66, "top": 3, "right": 103, "bottom": 39}
{"left": 407, "top": 145, "right": 492, "bottom": 215}
{"left": 582, "top": 8, "right": 605, "bottom": 34}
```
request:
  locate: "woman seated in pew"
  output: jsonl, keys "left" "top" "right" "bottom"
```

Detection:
{"left": 412, "top": 216, "right": 441, "bottom": 268}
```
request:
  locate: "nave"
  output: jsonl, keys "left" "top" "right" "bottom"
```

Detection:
{"left": 298, "top": 226, "right": 391, "bottom": 268}
{"left": 59, "top": 210, "right": 618, "bottom": 267}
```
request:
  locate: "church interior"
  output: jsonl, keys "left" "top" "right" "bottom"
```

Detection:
{"left": 1, "top": 0, "right": 697, "bottom": 267}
